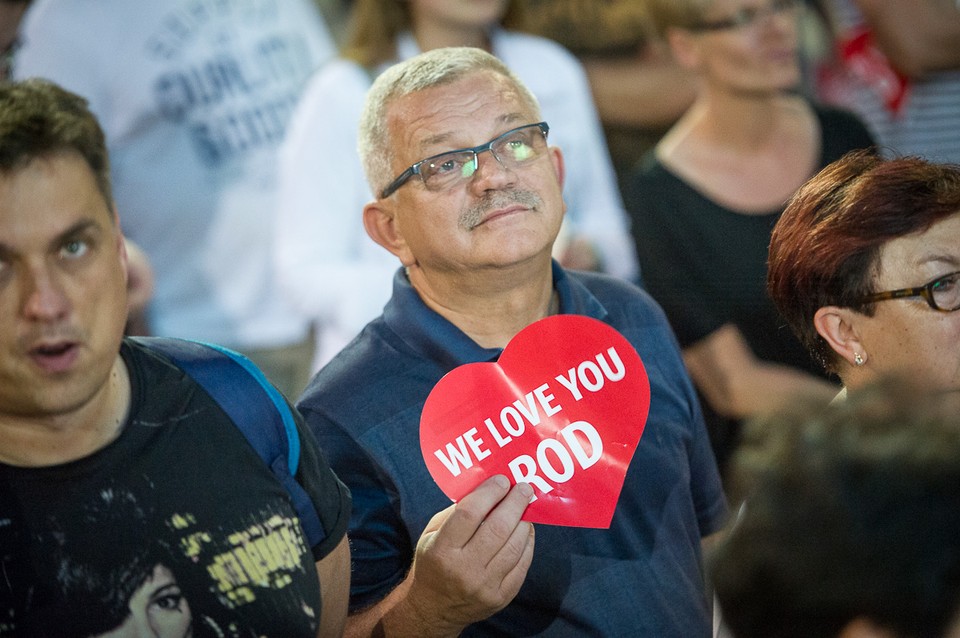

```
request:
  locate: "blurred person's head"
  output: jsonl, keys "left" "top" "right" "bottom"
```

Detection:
{"left": 711, "top": 376, "right": 960, "bottom": 638}
{"left": 644, "top": 0, "right": 803, "bottom": 94}
{"left": 342, "top": 0, "right": 525, "bottom": 68}
{"left": 767, "top": 150, "right": 960, "bottom": 391}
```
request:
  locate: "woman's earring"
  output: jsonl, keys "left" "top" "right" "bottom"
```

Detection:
{"left": 854, "top": 352, "right": 865, "bottom": 367}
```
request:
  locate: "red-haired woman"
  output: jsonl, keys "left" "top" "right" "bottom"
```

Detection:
{"left": 768, "top": 150, "right": 960, "bottom": 396}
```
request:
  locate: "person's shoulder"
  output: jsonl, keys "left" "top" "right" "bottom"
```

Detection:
{"left": 122, "top": 337, "right": 271, "bottom": 401}
{"left": 120, "top": 338, "right": 222, "bottom": 428}
{"left": 297, "top": 321, "right": 424, "bottom": 413}
{"left": 812, "top": 101, "right": 874, "bottom": 138}
{"left": 570, "top": 268, "right": 640, "bottom": 292}
{"left": 810, "top": 100, "right": 877, "bottom": 159}
{"left": 622, "top": 149, "right": 674, "bottom": 200}
{"left": 303, "top": 57, "right": 375, "bottom": 96}
{"left": 297, "top": 324, "right": 447, "bottom": 444}
{"left": 121, "top": 336, "right": 177, "bottom": 373}
{"left": 812, "top": 101, "right": 867, "bottom": 128}
{"left": 631, "top": 148, "right": 667, "bottom": 177}
{"left": 314, "top": 57, "right": 373, "bottom": 82}
{"left": 568, "top": 270, "right": 665, "bottom": 320}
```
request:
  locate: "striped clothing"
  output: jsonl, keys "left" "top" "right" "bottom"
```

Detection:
{"left": 819, "top": 0, "right": 960, "bottom": 163}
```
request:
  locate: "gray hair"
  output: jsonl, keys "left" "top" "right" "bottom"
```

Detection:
{"left": 358, "top": 46, "right": 542, "bottom": 197}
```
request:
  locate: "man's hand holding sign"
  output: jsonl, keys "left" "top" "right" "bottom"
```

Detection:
{"left": 421, "top": 315, "right": 651, "bottom": 528}
{"left": 389, "top": 475, "right": 535, "bottom": 636}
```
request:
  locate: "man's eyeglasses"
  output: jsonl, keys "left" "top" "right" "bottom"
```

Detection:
{"left": 692, "top": 0, "right": 800, "bottom": 32}
{"left": 856, "top": 271, "right": 960, "bottom": 313}
{"left": 380, "top": 122, "right": 550, "bottom": 199}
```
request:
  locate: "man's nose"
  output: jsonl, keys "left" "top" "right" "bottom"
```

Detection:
{"left": 469, "top": 147, "right": 514, "bottom": 190}
{"left": 21, "top": 265, "right": 70, "bottom": 322}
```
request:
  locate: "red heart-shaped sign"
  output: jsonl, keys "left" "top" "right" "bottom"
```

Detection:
{"left": 420, "top": 314, "right": 650, "bottom": 528}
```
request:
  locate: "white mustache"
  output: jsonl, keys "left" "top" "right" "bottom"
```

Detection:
{"left": 460, "top": 190, "right": 543, "bottom": 230}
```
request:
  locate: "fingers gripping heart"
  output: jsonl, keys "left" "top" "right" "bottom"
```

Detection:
{"left": 420, "top": 315, "right": 650, "bottom": 528}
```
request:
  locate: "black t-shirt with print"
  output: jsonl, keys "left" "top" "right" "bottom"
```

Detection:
{"left": 0, "top": 339, "right": 350, "bottom": 637}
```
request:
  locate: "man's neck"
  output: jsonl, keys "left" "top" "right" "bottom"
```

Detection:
{"left": 0, "top": 356, "right": 131, "bottom": 467}
{"left": 409, "top": 260, "right": 557, "bottom": 349}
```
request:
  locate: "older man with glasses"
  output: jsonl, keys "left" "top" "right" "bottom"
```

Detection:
{"left": 297, "top": 46, "right": 727, "bottom": 637}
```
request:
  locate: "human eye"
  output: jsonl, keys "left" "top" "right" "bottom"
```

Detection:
{"left": 931, "top": 271, "right": 960, "bottom": 310}
{"left": 498, "top": 130, "right": 538, "bottom": 162}
{"left": 430, "top": 154, "right": 467, "bottom": 176}
{"left": 149, "top": 584, "right": 186, "bottom": 613}
{"left": 422, "top": 151, "right": 476, "bottom": 188}
{"left": 152, "top": 593, "right": 183, "bottom": 610}
{"left": 932, "top": 272, "right": 960, "bottom": 290}
{"left": 59, "top": 237, "right": 90, "bottom": 260}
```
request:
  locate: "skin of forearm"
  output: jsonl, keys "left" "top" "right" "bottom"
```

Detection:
{"left": 684, "top": 326, "right": 838, "bottom": 419}
{"left": 343, "top": 574, "right": 467, "bottom": 638}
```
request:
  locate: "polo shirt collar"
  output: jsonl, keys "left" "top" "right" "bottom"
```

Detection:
{"left": 382, "top": 261, "right": 609, "bottom": 369}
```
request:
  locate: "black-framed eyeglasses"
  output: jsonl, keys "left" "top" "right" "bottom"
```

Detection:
{"left": 855, "top": 271, "right": 960, "bottom": 313}
{"left": 691, "top": 0, "right": 800, "bottom": 32}
{"left": 379, "top": 122, "right": 550, "bottom": 199}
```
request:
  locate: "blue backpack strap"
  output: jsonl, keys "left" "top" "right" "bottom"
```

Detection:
{"left": 135, "top": 337, "right": 325, "bottom": 548}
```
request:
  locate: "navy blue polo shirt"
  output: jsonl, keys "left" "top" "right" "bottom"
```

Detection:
{"left": 298, "top": 262, "right": 727, "bottom": 637}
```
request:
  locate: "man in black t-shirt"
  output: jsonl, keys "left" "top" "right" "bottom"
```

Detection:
{"left": 0, "top": 79, "right": 351, "bottom": 637}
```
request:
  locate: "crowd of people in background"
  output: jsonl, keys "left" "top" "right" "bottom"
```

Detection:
{"left": 2, "top": 0, "right": 960, "bottom": 636}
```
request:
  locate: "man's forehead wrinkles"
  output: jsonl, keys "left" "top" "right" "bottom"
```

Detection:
{"left": 395, "top": 73, "right": 532, "bottom": 151}
{"left": 411, "top": 112, "right": 530, "bottom": 155}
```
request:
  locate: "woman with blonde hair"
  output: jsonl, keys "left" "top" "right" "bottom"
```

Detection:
{"left": 623, "top": 0, "right": 876, "bottom": 474}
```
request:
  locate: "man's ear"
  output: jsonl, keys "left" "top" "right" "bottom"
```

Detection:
{"left": 813, "top": 305, "right": 865, "bottom": 368}
{"left": 113, "top": 207, "right": 129, "bottom": 281}
{"left": 549, "top": 145, "right": 566, "bottom": 191}
{"left": 363, "top": 200, "right": 415, "bottom": 267}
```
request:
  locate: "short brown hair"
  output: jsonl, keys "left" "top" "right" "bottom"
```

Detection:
{"left": 0, "top": 78, "right": 113, "bottom": 211}
{"left": 767, "top": 151, "right": 960, "bottom": 372}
